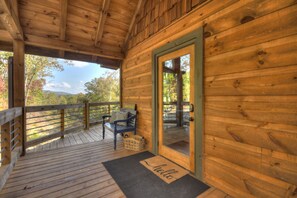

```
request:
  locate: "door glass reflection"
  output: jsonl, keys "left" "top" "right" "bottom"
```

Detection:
{"left": 162, "top": 54, "right": 190, "bottom": 156}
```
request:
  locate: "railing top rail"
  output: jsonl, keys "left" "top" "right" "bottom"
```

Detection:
{"left": 89, "top": 101, "right": 120, "bottom": 107}
{"left": 25, "top": 102, "right": 120, "bottom": 112}
{"left": 0, "top": 107, "right": 22, "bottom": 125}
{"left": 26, "top": 104, "right": 85, "bottom": 112}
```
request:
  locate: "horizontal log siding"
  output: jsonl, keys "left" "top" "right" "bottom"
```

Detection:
{"left": 122, "top": 0, "right": 297, "bottom": 197}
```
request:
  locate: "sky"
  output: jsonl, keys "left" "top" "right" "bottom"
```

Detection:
{"left": 43, "top": 59, "right": 113, "bottom": 94}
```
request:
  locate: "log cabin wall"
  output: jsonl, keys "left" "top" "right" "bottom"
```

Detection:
{"left": 122, "top": 0, "right": 297, "bottom": 197}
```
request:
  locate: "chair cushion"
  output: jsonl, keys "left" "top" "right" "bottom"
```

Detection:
{"left": 116, "top": 111, "right": 128, "bottom": 126}
{"left": 109, "top": 111, "right": 128, "bottom": 126}
{"left": 104, "top": 123, "right": 135, "bottom": 133}
{"left": 110, "top": 111, "right": 117, "bottom": 123}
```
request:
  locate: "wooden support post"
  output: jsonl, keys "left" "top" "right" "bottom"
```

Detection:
{"left": 13, "top": 40, "right": 25, "bottom": 155}
{"left": 60, "top": 109, "right": 65, "bottom": 138}
{"left": 174, "top": 57, "right": 183, "bottom": 127}
{"left": 1, "top": 122, "right": 11, "bottom": 165}
{"left": 84, "top": 101, "right": 90, "bottom": 130}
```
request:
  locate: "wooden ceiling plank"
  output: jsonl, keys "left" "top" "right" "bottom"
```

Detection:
{"left": 123, "top": 0, "right": 143, "bottom": 51}
{"left": 0, "top": 0, "right": 23, "bottom": 40}
{"left": 24, "top": 34, "right": 124, "bottom": 60}
{"left": 59, "top": 0, "right": 68, "bottom": 57}
{"left": 94, "top": 0, "right": 111, "bottom": 47}
{"left": 59, "top": 0, "right": 68, "bottom": 40}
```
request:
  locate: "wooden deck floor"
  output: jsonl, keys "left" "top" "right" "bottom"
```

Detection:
{"left": 1, "top": 139, "right": 135, "bottom": 197}
{"left": 0, "top": 126, "right": 230, "bottom": 198}
{"left": 27, "top": 125, "right": 115, "bottom": 153}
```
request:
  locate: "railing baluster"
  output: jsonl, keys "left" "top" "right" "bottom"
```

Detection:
{"left": 84, "top": 101, "right": 90, "bottom": 130}
{"left": 108, "top": 104, "right": 111, "bottom": 115}
{"left": 16, "top": 116, "right": 23, "bottom": 148}
{"left": 22, "top": 107, "right": 26, "bottom": 156}
{"left": 61, "top": 109, "right": 65, "bottom": 138}
{"left": 1, "top": 122, "right": 11, "bottom": 165}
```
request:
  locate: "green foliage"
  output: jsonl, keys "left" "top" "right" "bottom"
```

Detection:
{"left": 162, "top": 54, "right": 190, "bottom": 103}
{"left": 0, "top": 52, "right": 13, "bottom": 110}
{"left": 0, "top": 51, "right": 64, "bottom": 110}
{"left": 0, "top": 50, "right": 120, "bottom": 111}
{"left": 25, "top": 54, "right": 63, "bottom": 105}
{"left": 84, "top": 71, "right": 119, "bottom": 102}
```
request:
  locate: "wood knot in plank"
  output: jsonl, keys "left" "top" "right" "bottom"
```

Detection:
{"left": 257, "top": 50, "right": 267, "bottom": 56}
{"left": 238, "top": 105, "right": 248, "bottom": 118}
{"left": 258, "top": 60, "right": 264, "bottom": 65}
{"left": 233, "top": 80, "right": 240, "bottom": 88}
{"left": 204, "top": 31, "right": 212, "bottom": 38}
{"left": 240, "top": 16, "right": 255, "bottom": 24}
{"left": 268, "top": 133, "right": 291, "bottom": 154}
{"left": 228, "top": 131, "right": 243, "bottom": 143}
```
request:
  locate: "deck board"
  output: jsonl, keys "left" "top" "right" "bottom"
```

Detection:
{"left": 0, "top": 126, "right": 229, "bottom": 198}
{"left": 0, "top": 126, "right": 135, "bottom": 198}
{"left": 26, "top": 125, "right": 111, "bottom": 153}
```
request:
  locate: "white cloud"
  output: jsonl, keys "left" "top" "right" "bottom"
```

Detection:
{"left": 44, "top": 82, "right": 71, "bottom": 89}
{"left": 71, "top": 61, "right": 89, "bottom": 68}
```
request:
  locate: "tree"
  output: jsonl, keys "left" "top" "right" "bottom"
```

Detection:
{"left": 25, "top": 54, "right": 63, "bottom": 105}
{"left": 0, "top": 52, "right": 12, "bottom": 110}
{"left": 0, "top": 51, "right": 64, "bottom": 110}
{"left": 84, "top": 71, "right": 119, "bottom": 102}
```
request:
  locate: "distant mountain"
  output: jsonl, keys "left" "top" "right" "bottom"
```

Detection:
{"left": 43, "top": 90, "right": 74, "bottom": 96}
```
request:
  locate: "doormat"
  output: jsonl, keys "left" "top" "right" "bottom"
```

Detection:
{"left": 103, "top": 152, "right": 209, "bottom": 198}
{"left": 140, "top": 155, "right": 188, "bottom": 184}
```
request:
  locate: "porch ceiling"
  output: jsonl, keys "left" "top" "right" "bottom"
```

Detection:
{"left": 0, "top": 0, "right": 143, "bottom": 69}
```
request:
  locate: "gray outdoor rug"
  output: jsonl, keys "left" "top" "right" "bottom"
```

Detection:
{"left": 102, "top": 151, "right": 209, "bottom": 198}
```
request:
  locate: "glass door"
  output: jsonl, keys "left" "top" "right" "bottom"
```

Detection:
{"left": 158, "top": 45, "right": 195, "bottom": 172}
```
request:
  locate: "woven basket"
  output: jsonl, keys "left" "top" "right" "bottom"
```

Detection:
{"left": 124, "top": 135, "right": 145, "bottom": 151}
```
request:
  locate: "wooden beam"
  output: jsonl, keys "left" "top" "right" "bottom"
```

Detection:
{"left": 13, "top": 40, "right": 25, "bottom": 155}
{"left": 123, "top": 0, "right": 143, "bottom": 51}
{"left": 91, "top": 56, "right": 97, "bottom": 62}
{"left": 0, "top": 0, "right": 23, "bottom": 40}
{"left": 0, "top": 29, "right": 12, "bottom": 41}
{"left": 24, "top": 34, "right": 124, "bottom": 60}
{"left": 13, "top": 40, "right": 25, "bottom": 107}
{"left": 94, "top": 0, "right": 111, "bottom": 47}
{"left": 24, "top": 45, "right": 121, "bottom": 68}
{"left": 59, "top": 0, "right": 68, "bottom": 57}
{"left": 0, "top": 41, "right": 12, "bottom": 51}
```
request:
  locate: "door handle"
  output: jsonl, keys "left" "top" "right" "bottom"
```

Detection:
{"left": 190, "top": 103, "right": 194, "bottom": 112}
{"left": 189, "top": 117, "right": 194, "bottom": 122}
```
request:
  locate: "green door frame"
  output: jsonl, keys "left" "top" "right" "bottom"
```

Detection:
{"left": 151, "top": 27, "right": 204, "bottom": 180}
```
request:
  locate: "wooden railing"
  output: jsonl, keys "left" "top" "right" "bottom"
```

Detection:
{"left": 163, "top": 101, "right": 190, "bottom": 124}
{"left": 25, "top": 101, "right": 120, "bottom": 148}
{"left": 0, "top": 107, "right": 23, "bottom": 167}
